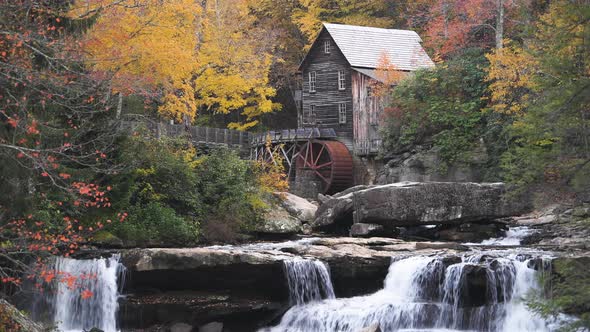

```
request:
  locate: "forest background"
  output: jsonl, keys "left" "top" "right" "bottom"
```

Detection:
{"left": 0, "top": 0, "right": 588, "bottom": 304}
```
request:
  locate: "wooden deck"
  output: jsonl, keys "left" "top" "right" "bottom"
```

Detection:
{"left": 250, "top": 128, "right": 337, "bottom": 147}
{"left": 120, "top": 118, "right": 252, "bottom": 150}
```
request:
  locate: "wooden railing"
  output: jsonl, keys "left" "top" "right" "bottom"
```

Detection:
{"left": 354, "top": 139, "right": 382, "bottom": 156}
{"left": 119, "top": 116, "right": 252, "bottom": 150}
{"left": 250, "top": 128, "right": 337, "bottom": 147}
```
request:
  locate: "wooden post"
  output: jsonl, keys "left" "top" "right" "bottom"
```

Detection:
{"left": 205, "top": 127, "right": 210, "bottom": 143}
{"left": 224, "top": 129, "right": 229, "bottom": 145}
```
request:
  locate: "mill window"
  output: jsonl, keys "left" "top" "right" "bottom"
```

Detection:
{"left": 309, "top": 71, "right": 316, "bottom": 93}
{"left": 338, "top": 103, "right": 347, "bottom": 124}
{"left": 324, "top": 40, "right": 331, "bottom": 54}
{"left": 338, "top": 70, "right": 346, "bottom": 90}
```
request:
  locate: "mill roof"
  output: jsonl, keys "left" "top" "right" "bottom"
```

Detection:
{"left": 301, "top": 23, "right": 435, "bottom": 72}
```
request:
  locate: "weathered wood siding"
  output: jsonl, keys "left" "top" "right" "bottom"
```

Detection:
{"left": 351, "top": 71, "right": 386, "bottom": 156}
{"left": 301, "top": 29, "right": 353, "bottom": 140}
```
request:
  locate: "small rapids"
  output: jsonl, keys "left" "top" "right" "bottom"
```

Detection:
{"left": 284, "top": 258, "right": 335, "bottom": 305}
{"left": 52, "top": 255, "right": 125, "bottom": 332}
{"left": 479, "top": 226, "right": 536, "bottom": 246}
{"left": 265, "top": 253, "right": 554, "bottom": 332}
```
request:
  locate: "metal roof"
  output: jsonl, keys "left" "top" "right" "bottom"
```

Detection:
{"left": 323, "top": 23, "right": 435, "bottom": 71}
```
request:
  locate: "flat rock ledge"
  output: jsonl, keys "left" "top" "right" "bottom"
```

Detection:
{"left": 121, "top": 237, "right": 464, "bottom": 297}
{"left": 313, "top": 182, "right": 526, "bottom": 231}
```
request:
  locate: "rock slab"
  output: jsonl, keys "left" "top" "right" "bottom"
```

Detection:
{"left": 314, "top": 182, "right": 525, "bottom": 230}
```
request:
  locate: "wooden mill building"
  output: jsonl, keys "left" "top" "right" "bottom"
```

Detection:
{"left": 298, "top": 23, "right": 435, "bottom": 156}
{"left": 253, "top": 23, "right": 434, "bottom": 195}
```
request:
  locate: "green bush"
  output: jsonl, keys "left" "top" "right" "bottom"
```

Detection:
{"left": 381, "top": 48, "right": 490, "bottom": 167}
{"left": 100, "top": 136, "right": 268, "bottom": 245}
{"left": 194, "top": 148, "right": 266, "bottom": 241}
{"left": 112, "top": 202, "right": 199, "bottom": 246}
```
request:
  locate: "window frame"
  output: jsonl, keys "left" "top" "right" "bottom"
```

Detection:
{"left": 338, "top": 70, "right": 346, "bottom": 90}
{"left": 324, "top": 40, "right": 331, "bottom": 54}
{"left": 308, "top": 71, "right": 316, "bottom": 93}
{"left": 303, "top": 104, "right": 316, "bottom": 125}
{"left": 338, "top": 102, "right": 347, "bottom": 124}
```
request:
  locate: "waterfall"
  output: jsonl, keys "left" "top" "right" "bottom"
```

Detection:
{"left": 53, "top": 255, "right": 125, "bottom": 332}
{"left": 480, "top": 226, "right": 535, "bottom": 246}
{"left": 283, "top": 258, "right": 335, "bottom": 305}
{"left": 265, "top": 254, "right": 553, "bottom": 332}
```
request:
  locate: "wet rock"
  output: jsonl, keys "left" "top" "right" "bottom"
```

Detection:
{"left": 119, "top": 291, "right": 283, "bottom": 331}
{"left": 349, "top": 223, "right": 386, "bottom": 237}
{"left": 460, "top": 264, "right": 489, "bottom": 307}
{"left": 360, "top": 323, "right": 382, "bottom": 332}
{"left": 314, "top": 182, "right": 526, "bottom": 231}
{"left": 198, "top": 322, "right": 223, "bottom": 332}
{"left": 438, "top": 223, "right": 505, "bottom": 242}
{"left": 415, "top": 242, "right": 469, "bottom": 251}
{"left": 397, "top": 225, "right": 438, "bottom": 240}
{"left": 170, "top": 322, "right": 192, "bottom": 332}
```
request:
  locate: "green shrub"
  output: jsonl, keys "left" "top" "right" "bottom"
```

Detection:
{"left": 112, "top": 202, "right": 199, "bottom": 246}
{"left": 194, "top": 148, "right": 266, "bottom": 241}
{"left": 101, "top": 136, "right": 269, "bottom": 245}
{"left": 381, "top": 48, "right": 490, "bottom": 167}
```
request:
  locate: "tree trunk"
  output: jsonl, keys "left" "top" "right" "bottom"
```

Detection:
{"left": 196, "top": 0, "right": 208, "bottom": 51}
{"left": 116, "top": 92, "right": 123, "bottom": 119}
{"left": 442, "top": 0, "right": 449, "bottom": 39}
{"left": 496, "top": 0, "right": 504, "bottom": 50}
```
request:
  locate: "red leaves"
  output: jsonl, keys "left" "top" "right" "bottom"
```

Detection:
{"left": 41, "top": 270, "right": 56, "bottom": 283}
{"left": 7, "top": 117, "right": 18, "bottom": 128}
{"left": 81, "top": 289, "right": 94, "bottom": 299}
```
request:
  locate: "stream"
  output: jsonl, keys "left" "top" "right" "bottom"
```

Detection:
{"left": 44, "top": 226, "right": 566, "bottom": 332}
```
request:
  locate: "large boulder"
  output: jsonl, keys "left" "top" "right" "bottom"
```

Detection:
{"left": 313, "top": 182, "right": 525, "bottom": 230}
{"left": 275, "top": 192, "right": 317, "bottom": 223}
{"left": 256, "top": 206, "right": 302, "bottom": 236}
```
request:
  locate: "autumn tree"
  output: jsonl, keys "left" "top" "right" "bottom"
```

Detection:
{"left": 407, "top": 0, "right": 536, "bottom": 57}
{"left": 292, "top": 0, "right": 404, "bottom": 49}
{"left": 72, "top": 0, "right": 201, "bottom": 120}
{"left": 190, "top": 0, "right": 280, "bottom": 130}
{"left": 0, "top": 0, "right": 120, "bottom": 297}
{"left": 78, "top": 0, "right": 280, "bottom": 130}
{"left": 371, "top": 52, "right": 407, "bottom": 98}
{"left": 486, "top": 0, "right": 589, "bottom": 192}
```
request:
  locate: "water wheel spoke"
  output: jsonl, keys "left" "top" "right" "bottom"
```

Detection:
{"left": 314, "top": 171, "right": 330, "bottom": 184}
{"left": 315, "top": 161, "right": 333, "bottom": 169}
{"left": 314, "top": 144, "right": 326, "bottom": 165}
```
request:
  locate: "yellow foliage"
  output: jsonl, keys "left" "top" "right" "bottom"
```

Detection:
{"left": 194, "top": 0, "right": 280, "bottom": 129}
{"left": 76, "top": 0, "right": 279, "bottom": 129}
{"left": 371, "top": 52, "right": 407, "bottom": 97}
{"left": 254, "top": 139, "right": 289, "bottom": 195}
{"left": 76, "top": 0, "right": 200, "bottom": 95}
{"left": 486, "top": 41, "right": 539, "bottom": 116}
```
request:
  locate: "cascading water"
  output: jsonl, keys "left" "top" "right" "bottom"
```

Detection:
{"left": 480, "top": 226, "right": 535, "bottom": 246}
{"left": 265, "top": 253, "right": 554, "bottom": 332}
{"left": 283, "top": 258, "right": 335, "bottom": 305}
{"left": 52, "top": 255, "right": 125, "bottom": 332}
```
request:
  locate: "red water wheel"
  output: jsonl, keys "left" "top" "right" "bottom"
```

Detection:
{"left": 296, "top": 140, "right": 353, "bottom": 194}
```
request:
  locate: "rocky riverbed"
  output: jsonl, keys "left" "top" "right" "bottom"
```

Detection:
{"left": 11, "top": 183, "right": 590, "bottom": 332}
